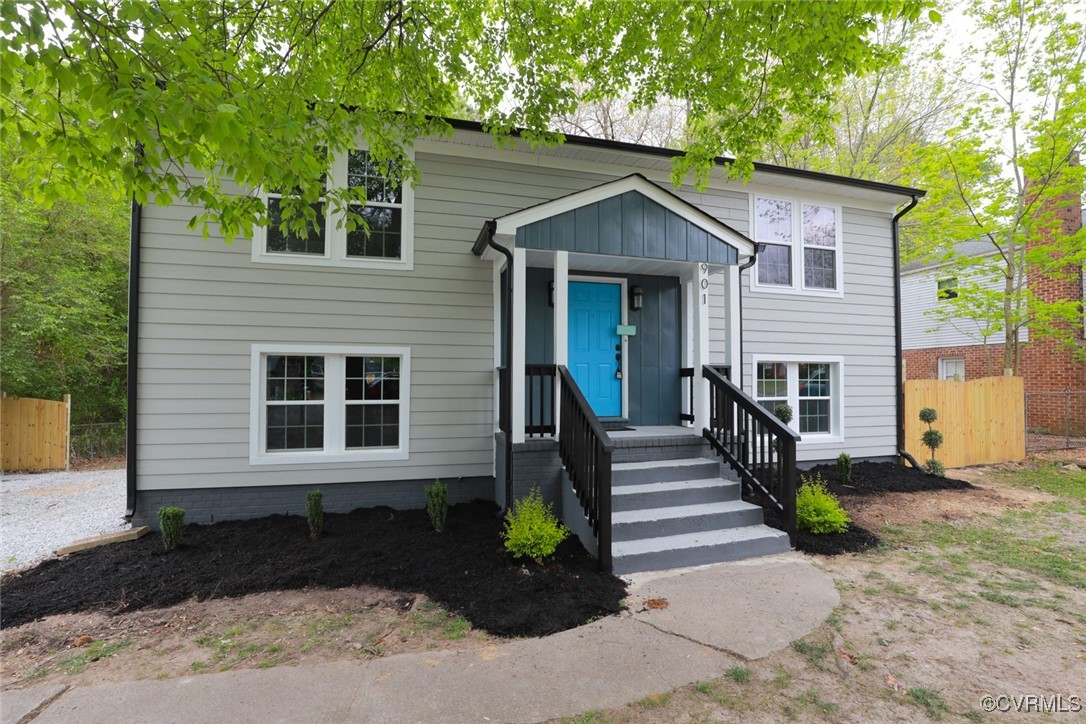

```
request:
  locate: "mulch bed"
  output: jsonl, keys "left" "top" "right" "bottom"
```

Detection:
{"left": 1, "top": 501, "right": 626, "bottom": 636}
{"left": 753, "top": 461, "right": 975, "bottom": 556}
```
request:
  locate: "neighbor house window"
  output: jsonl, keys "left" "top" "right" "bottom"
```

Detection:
{"left": 939, "top": 357, "right": 965, "bottom": 382}
{"left": 937, "top": 277, "right": 958, "bottom": 300}
{"left": 753, "top": 196, "right": 841, "bottom": 295}
{"left": 250, "top": 345, "right": 410, "bottom": 464}
{"left": 254, "top": 147, "right": 414, "bottom": 270}
{"left": 755, "top": 359, "right": 842, "bottom": 438}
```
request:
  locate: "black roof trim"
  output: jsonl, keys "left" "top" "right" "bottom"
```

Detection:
{"left": 443, "top": 118, "right": 926, "bottom": 200}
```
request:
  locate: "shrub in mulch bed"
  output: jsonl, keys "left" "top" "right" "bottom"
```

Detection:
{"left": 751, "top": 461, "right": 975, "bottom": 556}
{"left": 1, "top": 501, "right": 626, "bottom": 636}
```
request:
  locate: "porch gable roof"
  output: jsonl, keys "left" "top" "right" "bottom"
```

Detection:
{"left": 474, "top": 174, "right": 754, "bottom": 265}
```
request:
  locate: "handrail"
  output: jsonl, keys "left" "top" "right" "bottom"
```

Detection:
{"left": 701, "top": 365, "right": 799, "bottom": 543}
{"left": 556, "top": 365, "right": 613, "bottom": 572}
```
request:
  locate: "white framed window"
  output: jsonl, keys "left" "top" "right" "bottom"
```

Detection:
{"left": 252, "top": 148, "right": 415, "bottom": 270}
{"left": 752, "top": 195, "right": 843, "bottom": 297}
{"left": 249, "top": 344, "right": 410, "bottom": 465}
{"left": 937, "top": 277, "right": 958, "bottom": 300}
{"left": 939, "top": 357, "right": 965, "bottom": 381}
{"left": 753, "top": 357, "right": 844, "bottom": 441}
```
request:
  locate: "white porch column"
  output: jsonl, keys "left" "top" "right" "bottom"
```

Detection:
{"left": 725, "top": 265, "right": 741, "bottom": 375}
{"left": 553, "top": 251, "right": 569, "bottom": 435}
{"left": 511, "top": 247, "right": 527, "bottom": 444}
{"left": 693, "top": 263, "right": 712, "bottom": 432}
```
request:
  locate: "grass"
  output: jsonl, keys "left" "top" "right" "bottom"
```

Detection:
{"left": 997, "top": 462, "right": 1086, "bottom": 503}
{"left": 635, "top": 693, "right": 671, "bottom": 709}
{"left": 791, "top": 638, "right": 831, "bottom": 669}
{"left": 882, "top": 515, "right": 1086, "bottom": 589}
{"left": 725, "top": 665, "right": 752, "bottom": 684}
{"left": 405, "top": 601, "right": 471, "bottom": 640}
{"left": 56, "top": 638, "right": 132, "bottom": 675}
{"left": 907, "top": 687, "right": 950, "bottom": 720}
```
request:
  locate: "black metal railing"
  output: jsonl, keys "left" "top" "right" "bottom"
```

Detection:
{"left": 680, "top": 367, "right": 695, "bottom": 424}
{"left": 557, "top": 365, "right": 614, "bottom": 572}
{"left": 497, "top": 366, "right": 510, "bottom": 434}
{"left": 701, "top": 365, "right": 799, "bottom": 543}
{"left": 525, "top": 364, "right": 557, "bottom": 437}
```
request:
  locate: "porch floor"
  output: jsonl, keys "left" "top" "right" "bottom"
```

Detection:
{"left": 608, "top": 426, "right": 699, "bottom": 439}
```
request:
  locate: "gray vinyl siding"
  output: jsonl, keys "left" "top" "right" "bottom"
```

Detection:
{"left": 741, "top": 207, "right": 898, "bottom": 462}
{"left": 900, "top": 266, "right": 1021, "bottom": 349}
{"left": 138, "top": 138, "right": 892, "bottom": 491}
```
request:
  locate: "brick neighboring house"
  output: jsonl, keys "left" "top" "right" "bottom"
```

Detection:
{"left": 900, "top": 199, "right": 1085, "bottom": 436}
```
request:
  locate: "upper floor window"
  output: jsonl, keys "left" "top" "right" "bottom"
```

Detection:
{"left": 937, "top": 277, "right": 958, "bottom": 300}
{"left": 753, "top": 196, "right": 841, "bottom": 296}
{"left": 253, "top": 148, "right": 414, "bottom": 270}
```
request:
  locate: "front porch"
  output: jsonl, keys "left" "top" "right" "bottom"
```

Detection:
{"left": 475, "top": 174, "right": 798, "bottom": 574}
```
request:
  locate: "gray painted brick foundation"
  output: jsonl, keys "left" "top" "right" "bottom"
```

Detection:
{"left": 133, "top": 476, "right": 494, "bottom": 528}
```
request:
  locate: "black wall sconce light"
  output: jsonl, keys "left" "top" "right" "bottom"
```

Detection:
{"left": 629, "top": 284, "right": 643, "bottom": 312}
{"left": 548, "top": 280, "right": 555, "bottom": 308}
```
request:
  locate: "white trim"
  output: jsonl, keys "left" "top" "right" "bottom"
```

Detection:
{"left": 725, "top": 265, "right": 741, "bottom": 372}
{"left": 492, "top": 258, "right": 504, "bottom": 438}
{"left": 249, "top": 343, "right": 411, "bottom": 465}
{"left": 493, "top": 174, "right": 755, "bottom": 258}
{"left": 252, "top": 147, "right": 415, "bottom": 271}
{"left": 415, "top": 137, "right": 909, "bottom": 214}
{"left": 750, "top": 355, "right": 846, "bottom": 445}
{"left": 567, "top": 275, "right": 628, "bottom": 419}
{"left": 554, "top": 252, "right": 570, "bottom": 434}
{"left": 749, "top": 194, "right": 844, "bottom": 299}
{"left": 693, "top": 263, "right": 711, "bottom": 432}
{"left": 511, "top": 248, "right": 527, "bottom": 443}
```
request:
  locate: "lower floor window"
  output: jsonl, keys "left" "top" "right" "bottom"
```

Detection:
{"left": 755, "top": 359, "right": 840, "bottom": 436}
{"left": 251, "top": 345, "right": 410, "bottom": 463}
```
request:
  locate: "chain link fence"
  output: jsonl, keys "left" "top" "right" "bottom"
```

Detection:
{"left": 70, "top": 421, "right": 127, "bottom": 463}
{"left": 1025, "top": 390, "right": 1086, "bottom": 452}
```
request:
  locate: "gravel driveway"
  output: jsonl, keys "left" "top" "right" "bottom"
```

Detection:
{"left": 1, "top": 467, "right": 128, "bottom": 573}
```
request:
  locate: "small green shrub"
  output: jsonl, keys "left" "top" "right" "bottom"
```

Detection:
{"left": 924, "top": 459, "right": 946, "bottom": 477}
{"left": 306, "top": 489, "right": 323, "bottom": 538}
{"left": 425, "top": 479, "right": 448, "bottom": 533}
{"left": 773, "top": 402, "right": 793, "bottom": 425}
{"left": 918, "top": 407, "right": 938, "bottom": 425}
{"left": 502, "top": 487, "right": 570, "bottom": 561}
{"left": 158, "top": 506, "right": 185, "bottom": 551}
{"left": 796, "top": 475, "right": 850, "bottom": 535}
{"left": 836, "top": 452, "right": 852, "bottom": 485}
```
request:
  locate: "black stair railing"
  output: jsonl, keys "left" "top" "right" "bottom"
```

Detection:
{"left": 557, "top": 365, "right": 613, "bottom": 572}
{"left": 701, "top": 365, "right": 799, "bottom": 543}
{"left": 525, "top": 364, "right": 557, "bottom": 437}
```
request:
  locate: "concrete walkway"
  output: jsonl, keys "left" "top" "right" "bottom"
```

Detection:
{"left": 2, "top": 554, "right": 837, "bottom": 724}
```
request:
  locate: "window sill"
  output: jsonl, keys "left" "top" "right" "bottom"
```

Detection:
{"left": 249, "top": 449, "right": 409, "bottom": 466}
{"left": 796, "top": 434, "right": 843, "bottom": 446}
{"left": 748, "top": 283, "right": 844, "bottom": 299}
{"left": 251, "top": 252, "right": 414, "bottom": 272}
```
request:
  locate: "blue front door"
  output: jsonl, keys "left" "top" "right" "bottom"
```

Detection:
{"left": 568, "top": 281, "right": 622, "bottom": 417}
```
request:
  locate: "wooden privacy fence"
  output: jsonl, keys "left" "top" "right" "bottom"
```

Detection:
{"left": 1, "top": 395, "right": 71, "bottom": 471}
{"left": 904, "top": 377, "right": 1025, "bottom": 468}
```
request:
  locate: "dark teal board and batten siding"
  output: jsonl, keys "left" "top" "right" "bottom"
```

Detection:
{"left": 515, "top": 191, "right": 739, "bottom": 265}
{"left": 524, "top": 269, "right": 682, "bottom": 426}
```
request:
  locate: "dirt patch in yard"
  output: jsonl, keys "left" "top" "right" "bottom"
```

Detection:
{"left": 1, "top": 501, "right": 626, "bottom": 638}
{"left": 2, "top": 586, "right": 498, "bottom": 690}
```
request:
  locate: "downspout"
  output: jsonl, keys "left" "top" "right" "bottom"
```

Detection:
{"left": 125, "top": 148, "right": 144, "bottom": 518}
{"left": 893, "top": 196, "right": 921, "bottom": 468}
{"left": 483, "top": 221, "right": 515, "bottom": 510}
{"left": 734, "top": 244, "right": 761, "bottom": 390}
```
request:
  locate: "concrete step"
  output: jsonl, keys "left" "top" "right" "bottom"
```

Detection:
{"left": 612, "top": 524, "right": 791, "bottom": 575}
{"left": 611, "top": 478, "right": 739, "bottom": 512}
{"left": 611, "top": 500, "right": 766, "bottom": 542}
{"left": 612, "top": 458, "right": 721, "bottom": 486}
